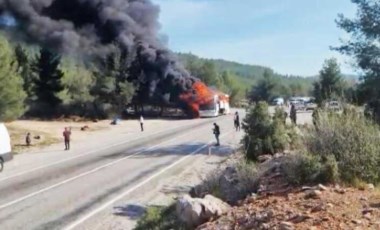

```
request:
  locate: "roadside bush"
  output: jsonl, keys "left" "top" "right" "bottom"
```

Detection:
{"left": 194, "top": 160, "right": 258, "bottom": 204}
{"left": 304, "top": 109, "right": 380, "bottom": 184}
{"left": 242, "top": 102, "right": 292, "bottom": 161}
{"left": 282, "top": 153, "right": 340, "bottom": 185}
{"left": 134, "top": 204, "right": 187, "bottom": 230}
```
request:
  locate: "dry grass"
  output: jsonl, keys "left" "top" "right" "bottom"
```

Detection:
{"left": 5, "top": 120, "right": 110, "bottom": 153}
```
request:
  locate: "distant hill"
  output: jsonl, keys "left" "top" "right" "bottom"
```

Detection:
{"left": 177, "top": 52, "right": 315, "bottom": 96}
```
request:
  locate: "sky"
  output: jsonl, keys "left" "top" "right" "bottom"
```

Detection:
{"left": 152, "top": 0, "right": 357, "bottom": 76}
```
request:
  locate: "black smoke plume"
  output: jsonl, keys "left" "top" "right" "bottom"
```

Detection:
{"left": 0, "top": 0, "right": 198, "bottom": 108}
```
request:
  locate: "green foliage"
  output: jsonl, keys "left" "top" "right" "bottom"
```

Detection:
{"left": 32, "top": 48, "right": 64, "bottom": 111}
{"left": 248, "top": 70, "right": 278, "bottom": 103}
{"left": 242, "top": 102, "right": 290, "bottom": 161}
{"left": 178, "top": 53, "right": 315, "bottom": 104}
{"left": 282, "top": 153, "right": 340, "bottom": 185}
{"left": 335, "top": 0, "right": 380, "bottom": 123}
{"left": 272, "top": 108, "right": 288, "bottom": 152}
{"left": 59, "top": 59, "right": 95, "bottom": 105}
{"left": 304, "top": 109, "right": 380, "bottom": 184}
{"left": 313, "top": 58, "right": 344, "bottom": 105}
{"left": 0, "top": 36, "right": 26, "bottom": 121}
{"left": 15, "top": 44, "right": 34, "bottom": 99}
{"left": 91, "top": 46, "right": 135, "bottom": 117}
{"left": 134, "top": 205, "right": 187, "bottom": 230}
{"left": 195, "top": 160, "right": 258, "bottom": 204}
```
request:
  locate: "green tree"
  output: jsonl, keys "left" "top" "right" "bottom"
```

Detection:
{"left": 92, "top": 46, "right": 135, "bottom": 117}
{"left": 15, "top": 44, "right": 34, "bottom": 99}
{"left": 0, "top": 37, "right": 26, "bottom": 121}
{"left": 313, "top": 58, "right": 343, "bottom": 105}
{"left": 58, "top": 59, "right": 95, "bottom": 116}
{"left": 32, "top": 48, "right": 64, "bottom": 113}
{"left": 335, "top": 0, "right": 380, "bottom": 123}
{"left": 248, "top": 70, "right": 278, "bottom": 103}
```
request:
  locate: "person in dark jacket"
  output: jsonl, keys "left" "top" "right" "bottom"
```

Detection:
{"left": 290, "top": 104, "right": 297, "bottom": 125}
{"left": 234, "top": 112, "right": 241, "bottom": 131}
{"left": 213, "top": 123, "right": 221, "bottom": 146}
{"left": 26, "top": 133, "right": 31, "bottom": 146}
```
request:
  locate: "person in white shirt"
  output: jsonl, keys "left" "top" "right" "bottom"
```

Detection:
{"left": 140, "top": 115, "right": 144, "bottom": 132}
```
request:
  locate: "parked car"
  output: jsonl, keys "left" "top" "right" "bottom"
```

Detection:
{"left": 327, "top": 101, "right": 342, "bottom": 111}
{"left": 272, "top": 97, "right": 284, "bottom": 106}
{"left": 0, "top": 123, "right": 14, "bottom": 172}
{"left": 294, "top": 101, "right": 306, "bottom": 111}
{"left": 306, "top": 102, "right": 317, "bottom": 111}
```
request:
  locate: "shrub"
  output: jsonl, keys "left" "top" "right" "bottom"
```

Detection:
{"left": 242, "top": 102, "right": 291, "bottom": 161}
{"left": 194, "top": 160, "right": 258, "bottom": 204}
{"left": 282, "top": 152, "right": 340, "bottom": 185}
{"left": 304, "top": 109, "right": 380, "bottom": 184}
{"left": 134, "top": 204, "right": 187, "bottom": 230}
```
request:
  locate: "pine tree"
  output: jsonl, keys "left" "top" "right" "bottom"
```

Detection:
{"left": 33, "top": 48, "right": 64, "bottom": 112}
{"left": 313, "top": 58, "right": 343, "bottom": 105}
{"left": 15, "top": 44, "right": 34, "bottom": 99}
{"left": 91, "top": 46, "right": 135, "bottom": 117}
{"left": 0, "top": 36, "right": 26, "bottom": 121}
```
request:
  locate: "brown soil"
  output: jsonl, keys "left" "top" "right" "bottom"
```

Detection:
{"left": 198, "top": 175, "right": 380, "bottom": 230}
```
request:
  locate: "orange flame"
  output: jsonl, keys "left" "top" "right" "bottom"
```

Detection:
{"left": 180, "top": 81, "right": 215, "bottom": 118}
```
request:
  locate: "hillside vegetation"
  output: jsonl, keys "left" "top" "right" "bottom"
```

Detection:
{"left": 177, "top": 53, "right": 316, "bottom": 97}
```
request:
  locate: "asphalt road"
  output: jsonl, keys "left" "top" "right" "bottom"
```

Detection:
{"left": 0, "top": 113, "right": 244, "bottom": 230}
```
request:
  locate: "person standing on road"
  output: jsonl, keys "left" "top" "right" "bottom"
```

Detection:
{"left": 213, "top": 123, "right": 221, "bottom": 146}
{"left": 140, "top": 115, "right": 144, "bottom": 132}
{"left": 26, "top": 133, "right": 31, "bottom": 146}
{"left": 234, "top": 112, "right": 240, "bottom": 131}
{"left": 290, "top": 104, "right": 297, "bottom": 125}
{"left": 63, "top": 127, "right": 72, "bottom": 150}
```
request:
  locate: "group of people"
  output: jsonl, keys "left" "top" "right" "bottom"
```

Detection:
{"left": 212, "top": 111, "right": 241, "bottom": 147}
{"left": 25, "top": 115, "right": 146, "bottom": 151}
{"left": 27, "top": 112, "right": 243, "bottom": 151}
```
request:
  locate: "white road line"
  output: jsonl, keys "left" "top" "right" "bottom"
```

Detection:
{"left": 0, "top": 120, "right": 209, "bottom": 183}
{"left": 63, "top": 131, "right": 233, "bottom": 230}
{"left": 0, "top": 129, "right": 200, "bottom": 211}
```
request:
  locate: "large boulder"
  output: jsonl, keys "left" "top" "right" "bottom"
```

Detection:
{"left": 176, "top": 194, "right": 230, "bottom": 228}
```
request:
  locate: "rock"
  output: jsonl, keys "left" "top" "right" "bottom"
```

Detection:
{"left": 367, "top": 184, "right": 375, "bottom": 190}
{"left": 280, "top": 221, "right": 294, "bottom": 230}
{"left": 176, "top": 194, "right": 230, "bottom": 228}
{"left": 364, "top": 213, "right": 372, "bottom": 220}
{"left": 302, "top": 186, "right": 313, "bottom": 191}
{"left": 362, "top": 208, "right": 374, "bottom": 215}
{"left": 360, "top": 197, "right": 368, "bottom": 202}
{"left": 258, "top": 155, "right": 273, "bottom": 163}
{"left": 326, "top": 203, "right": 334, "bottom": 209}
{"left": 304, "top": 190, "right": 322, "bottom": 199}
{"left": 311, "top": 204, "right": 325, "bottom": 213}
{"left": 291, "top": 214, "right": 312, "bottom": 223}
{"left": 334, "top": 188, "right": 346, "bottom": 194}
{"left": 352, "top": 219, "right": 362, "bottom": 225}
{"left": 317, "top": 184, "right": 328, "bottom": 191}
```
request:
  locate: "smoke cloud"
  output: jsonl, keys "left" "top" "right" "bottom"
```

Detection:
{"left": 0, "top": 0, "right": 201, "bottom": 112}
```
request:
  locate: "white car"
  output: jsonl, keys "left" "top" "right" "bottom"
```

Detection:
{"left": 0, "top": 123, "right": 14, "bottom": 172}
{"left": 327, "top": 101, "right": 342, "bottom": 111}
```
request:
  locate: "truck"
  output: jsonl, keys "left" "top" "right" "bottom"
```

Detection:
{"left": 0, "top": 123, "right": 13, "bottom": 172}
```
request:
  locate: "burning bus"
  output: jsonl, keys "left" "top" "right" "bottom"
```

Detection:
{"left": 199, "top": 92, "right": 230, "bottom": 118}
{"left": 180, "top": 81, "right": 230, "bottom": 118}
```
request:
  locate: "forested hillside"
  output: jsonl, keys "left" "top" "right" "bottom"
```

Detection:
{"left": 177, "top": 53, "right": 316, "bottom": 98}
